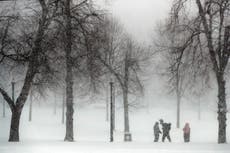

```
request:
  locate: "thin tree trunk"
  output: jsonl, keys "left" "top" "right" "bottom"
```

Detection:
{"left": 123, "top": 52, "right": 131, "bottom": 141}
{"left": 3, "top": 99, "right": 5, "bottom": 117}
{"left": 64, "top": 0, "right": 74, "bottom": 142}
{"left": 123, "top": 88, "right": 129, "bottom": 132}
{"left": 29, "top": 92, "right": 32, "bottom": 122}
{"left": 62, "top": 89, "right": 65, "bottom": 124}
{"left": 110, "top": 82, "right": 114, "bottom": 142}
{"left": 176, "top": 92, "right": 181, "bottom": 128}
{"left": 9, "top": 109, "right": 21, "bottom": 141}
{"left": 217, "top": 72, "right": 227, "bottom": 143}
{"left": 54, "top": 92, "right": 57, "bottom": 115}
{"left": 176, "top": 72, "right": 180, "bottom": 128}
{"left": 198, "top": 97, "right": 201, "bottom": 120}
{"left": 106, "top": 83, "right": 109, "bottom": 121}
{"left": 123, "top": 87, "right": 132, "bottom": 141}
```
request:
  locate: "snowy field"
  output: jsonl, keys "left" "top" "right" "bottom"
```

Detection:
{"left": 1, "top": 103, "right": 230, "bottom": 153}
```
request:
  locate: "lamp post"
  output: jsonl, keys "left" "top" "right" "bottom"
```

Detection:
{"left": 110, "top": 81, "right": 115, "bottom": 142}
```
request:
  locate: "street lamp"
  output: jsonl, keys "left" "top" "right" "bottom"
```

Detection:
{"left": 110, "top": 81, "right": 115, "bottom": 142}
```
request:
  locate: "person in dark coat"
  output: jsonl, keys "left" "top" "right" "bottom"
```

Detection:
{"left": 153, "top": 122, "right": 162, "bottom": 142}
{"left": 159, "top": 119, "right": 171, "bottom": 142}
{"left": 183, "top": 123, "right": 190, "bottom": 142}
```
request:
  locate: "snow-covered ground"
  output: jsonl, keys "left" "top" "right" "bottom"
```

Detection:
{"left": 0, "top": 103, "right": 230, "bottom": 153}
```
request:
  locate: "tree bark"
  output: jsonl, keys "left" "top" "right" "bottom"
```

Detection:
{"left": 8, "top": 109, "right": 21, "bottom": 141}
{"left": 198, "top": 98, "right": 201, "bottom": 120}
{"left": 123, "top": 52, "right": 131, "bottom": 141}
{"left": 106, "top": 83, "right": 109, "bottom": 122}
{"left": 3, "top": 99, "right": 5, "bottom": 117}
{"left": 176, "top": 72, "right": 181, "bottom": 128}
{"left": 29, "top": 91, "right": 33, "bottom": 122}
{"left": 0, "top": 0, "right": 48, "bottom": 142}
{"left": 176, "top": 91, "right": 181, "bottom": 128}
{"left": 195, "top": 0, "right": 228, "bottom": 143}
{"left": 54, "top": 92, "right": 57, "bottom": 115}
{"left": 216, "top": 72, "right": 227, "bottom": 143}
{"left": 62, "top": 89, "right": 65, "bottom": 124}
{"left": 110, "top": 82, "right": 114, "bottom": 142}
{"left": 123, "top": 87, "right": 129, "bottom": 133}
{"left": 64, "top": 0, "right": 74, "bottom": 142}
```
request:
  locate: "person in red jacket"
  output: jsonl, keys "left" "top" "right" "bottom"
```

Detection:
{"left": 183, "top": 123, "right": 190, "bottom": 142}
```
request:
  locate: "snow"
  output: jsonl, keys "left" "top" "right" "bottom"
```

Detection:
{"left": 0, "top": 103, "right": 230, "bottom": 153}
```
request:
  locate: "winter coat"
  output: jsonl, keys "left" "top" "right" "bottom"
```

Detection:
{"left": 183, "top": 123, "right": 190, "bottom": 134}
{"left": 154, "top": 123, "right": 161, "bottom": 135}
{"left": 162, "top": 123, "right": 171, "bottom": 135}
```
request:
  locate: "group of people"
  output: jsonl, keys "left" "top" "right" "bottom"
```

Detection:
{"left": 153, "top": 119, "right": 190, "bottom": 143}
{"left": 153, "top": 119, "right": 172, "bottom": 142}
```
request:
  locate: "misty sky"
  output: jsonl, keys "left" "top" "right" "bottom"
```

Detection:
{"left": 108, "top": 0, "right": 172, "bottom": 43}
{"left": 3, "top": 0, "right": 171, "bottom": 43}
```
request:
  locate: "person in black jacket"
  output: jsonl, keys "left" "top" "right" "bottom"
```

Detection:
{"left": 153, "top": 122, "right": 162, "bottom": 142}
{"left": 159, "top": 119, "right": 171, "bottom": 142}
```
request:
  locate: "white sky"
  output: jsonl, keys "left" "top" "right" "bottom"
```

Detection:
{"left": 108, "top": 0, "right": 172, "bottom": 43}
{"left": 3, "top": 0, "right": 172, "bottom": 43}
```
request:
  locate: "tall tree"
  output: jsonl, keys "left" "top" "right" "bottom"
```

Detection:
{"left": 52, "top": 0, "right": 103, "bottom": 141}
{"left": 63, "top": 0, "right": 74, "bottom": 141}
{"left": 0, "top": 0, "right": 57, "bottom": 141}
{"left": 162, "top": 0, "right": 230, "bottom": 143}
{"left": 95, "top": 17, "right": 146, "bottom": 141}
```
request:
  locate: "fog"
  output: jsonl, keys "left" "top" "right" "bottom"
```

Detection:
{"left": 0, "top": 0, "right": 230, "bottom": 152}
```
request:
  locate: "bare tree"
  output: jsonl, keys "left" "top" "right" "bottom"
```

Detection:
{"left": 62, "top": 0, "right": 74, "bottom": 141}
{"left": 161, "top": 0, "right": 230, "bottom": 143}
{"left": 94, "top": 16, "right": 146, "bottom": 141}
{"left": 51, "top": 0, "right": 104, "bottom": 141}
{"left": 0, "top": 0, "right": 58, "bottom": 141}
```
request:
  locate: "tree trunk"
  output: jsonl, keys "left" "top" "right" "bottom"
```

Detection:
{"left": 175, "top": 64, "right": 181, "bottom": 128}
{"left": 123, "top": 87, "right": 132, "bottom": 141}
{"left": 9, "top": 109, "right": 21, "bottom": 142}
{"left": 176, "top": 72, "right": 181, "bottom": 128}
{"left": 198, "top": 97, "right": 201, "bottom": 120}
{"left": 62, "top": 89, "right": 65, "bottom": 124}
{"left": 54, "top": 92, "right": 57, "bottom": 115}
{"left": 65, "top": 74, "right": 74, "bottom": 141}
{"left": 64, "top": 0, "right": 74, "bottom": 142}
{"left": 123, "top": 52, "right": 132, "bottom": 141}
{"left": 217, "top": 72, "right": 227, "bottom": 143}
{"left": 176, "top": 92, "right": 181, "bottom": 128}
{"left": 110, "top": 82, "right": 114, "bottom": 142}
{"left": 123, "top": 88, "right": 129, "bottom": 132}
{"left": 29, "top": 93, "right": 32, "bottom": 122}
{"left": 3, "top": 99, "right": 5, "bottom": 117}
{"left": 106, "top": 83, "right": 109, "bottom": 122}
